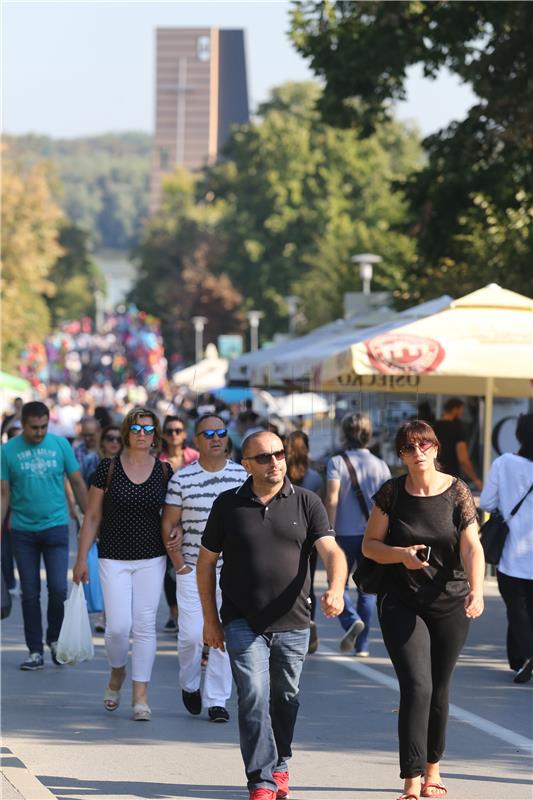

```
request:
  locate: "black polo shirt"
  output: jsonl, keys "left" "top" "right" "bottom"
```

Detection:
{"left": 202, "top": 475, "right": 334, "bottom": 633}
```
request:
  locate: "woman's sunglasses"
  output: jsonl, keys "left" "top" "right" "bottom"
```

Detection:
{"left": 165, "top": 427, "right": 185, "bottom": 435}
{"left": 199, "top": 428, "right": 228, "bottom": 439}
{"left": 245, "top": 449, "right": 286, "bottom": 465}
{"left": 129, "top": 424, "right": 155, "bottom": 434}
{"left": 399, "top": 440, "right": 435, "bottom": 456}
{"left": 103, "top": 435, "right": 121, "bottom": 443}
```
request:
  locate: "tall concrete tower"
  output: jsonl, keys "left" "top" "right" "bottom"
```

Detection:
{"left": 150, "top": 27, "right": 249, "bottom": 211}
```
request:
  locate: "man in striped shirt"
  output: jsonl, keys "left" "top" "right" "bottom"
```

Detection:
{"left": 162, "top": 414, "right": 246, "bottom": 722}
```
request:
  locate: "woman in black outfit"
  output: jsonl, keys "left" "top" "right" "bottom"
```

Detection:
{"left": 362, "top": 421, "right": 484, "bottom": 800}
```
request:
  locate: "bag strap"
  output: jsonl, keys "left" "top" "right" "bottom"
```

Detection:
{"left": 104, "top": 456, "right": 116, "bottom": 494}
{"left": 340, "top": 452, "right": 370, "bottom": 520}
{"left": 509, "top": 482, "right": 533, "bottom": 518}
{"left": 161, "top": 460, "right": 172, "bottom": 488}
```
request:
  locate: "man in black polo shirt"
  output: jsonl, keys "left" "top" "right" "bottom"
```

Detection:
{"left": 197, "top": 431, "right": 347, "bottom": 800}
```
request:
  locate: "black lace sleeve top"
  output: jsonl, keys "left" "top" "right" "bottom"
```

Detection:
{"left": 373, "top": 476, "right": 478, "bottom": 610}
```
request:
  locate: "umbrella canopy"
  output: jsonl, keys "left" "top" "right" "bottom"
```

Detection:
{"left": 0, "top": 371, "right": 30, "bottom": 393}
{"left": 172, "top": 357, "right": 228, "bottom": 392}
{"left": 273, "top": 392, "right": 330, "bottom": 418}
{"left": 314, "top": 284, "right": 533, "bottom": 478}
{"left": 316, "top": 285, "right": 532, "bottom": 398}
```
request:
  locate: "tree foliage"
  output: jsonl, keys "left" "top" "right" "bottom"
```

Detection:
{"left": 1, "top": 152, "right": 63, "bottom": 372}
{"left": 47, "top": 225, "right": 106, "bottom": 328}
{"left": 4, "top": 133, "right": 151, "bottom": 249}
{"left": 202, "top": 82, "right": 421, "bottom": 332}
{"left": 130, "top": 169, "right": 245, "bottom": 362}
{"left": 290, "top": 2, "right": 533, "bottom": 299}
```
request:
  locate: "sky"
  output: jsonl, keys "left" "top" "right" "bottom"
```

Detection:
{"left": 2, "top": 0, "right": 476, "bottom": 139}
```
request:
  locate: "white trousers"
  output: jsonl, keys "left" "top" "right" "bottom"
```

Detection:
{"left": 175, "top": 566, "right": 232, "bottom": 708}
{"left": 99, "top": 556, "right": 166, "bottom": 683}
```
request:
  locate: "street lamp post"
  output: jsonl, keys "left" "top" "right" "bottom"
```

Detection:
{"left": 284, "top": 295, "right": 300, "bottom": 336}
{"left": 192, "top": 316, "right": 208, "bottom": 363}
{"left": 246, "top": 310, "right": 264, "bottom": 352}
{"left": 350, "top": 253, "right": 382, "bottom": 295}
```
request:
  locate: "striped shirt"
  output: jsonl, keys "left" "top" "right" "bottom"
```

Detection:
{"left": 165, "top": 459, "right": 247, "bottom": 566}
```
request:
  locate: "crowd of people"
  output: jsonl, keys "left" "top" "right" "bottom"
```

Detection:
{"left": 1, "top": 390, "right": 532, "bottom": 800}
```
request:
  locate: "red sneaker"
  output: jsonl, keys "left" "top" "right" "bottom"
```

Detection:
{"left": 249, "top": 790, "right": 277, "bottom": 800}
{"left": 273, "top": 771, "right": 290, "bottom": 799}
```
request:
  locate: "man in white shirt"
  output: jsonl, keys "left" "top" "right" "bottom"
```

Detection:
{"left": 162, "top": 414, "right": 246, "bottom": 722}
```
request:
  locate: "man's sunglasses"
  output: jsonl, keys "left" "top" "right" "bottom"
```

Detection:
{"left": 165, "top": 427, "right": 185, "bottom": 435}
{"left": 103, "top": 435, "right": 122, "bottom": 443}
{"left": 245, "top": 449, "right": 286, "bottom": 465}
{"left": 199, "top": 428, "right": 228, "bottom": 440}
{"left": 399, "top": 440, "right": 435, "bottom": 456}
{"left": 129, "top": 424, "right": 155, "bottom": 434}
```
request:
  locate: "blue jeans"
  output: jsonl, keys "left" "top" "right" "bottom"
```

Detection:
{"left": 224, "top": 618, "right": 309, "bottom": 792}
{"left": 11, "top": 526, "right": 69, "bottom": 654}
{"left": 337, "top": 534, "right": 376, "bottom": 653}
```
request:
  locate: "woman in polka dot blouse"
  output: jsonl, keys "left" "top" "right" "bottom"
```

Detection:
{"left": 73, "top": 407, "right": 172, "bottom": 722}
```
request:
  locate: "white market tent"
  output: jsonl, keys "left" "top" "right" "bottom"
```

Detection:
{"left": 228, "top": 296, "right": 451, "bottom": 387}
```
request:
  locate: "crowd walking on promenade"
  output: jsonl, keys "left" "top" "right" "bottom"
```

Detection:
{"left": 2, "top": 386, "right": 532, "bottom": 800}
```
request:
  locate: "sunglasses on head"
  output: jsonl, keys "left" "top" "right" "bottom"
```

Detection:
{"left": 165, "top": 427, "right": 185, "bottom": 435}
{"left": 104, "top": 435, "right": 121, "bottom": 443}
{"left": 400, "top": 439, "right": 435, "bottom": 456}
{"left": 199, "top": 428, "right": 228, "bottom": 440}
{"left": 129, "top": 424, "right": 155, "bottom": 434}
{"left": 245, "top": 449, "right": 286, "bottom": 465}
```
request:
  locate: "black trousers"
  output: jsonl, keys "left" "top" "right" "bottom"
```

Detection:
{"left": 497, "top": 570, "right": 533, "bottom": 671}
{"left": 379, "top": 594, "right": 470, "bottom": 778}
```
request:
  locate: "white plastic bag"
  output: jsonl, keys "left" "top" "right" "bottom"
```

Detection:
{"left": 56, "top": 582, "right": 94, "bottom": 664}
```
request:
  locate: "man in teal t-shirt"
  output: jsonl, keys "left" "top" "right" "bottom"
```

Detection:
{"left": 1, "top": 401, "right": 88, "bottom": 670}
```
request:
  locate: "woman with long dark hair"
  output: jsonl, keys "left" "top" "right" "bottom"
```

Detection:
{"left": 480, "top": 412, "right": 533, "bottom": 682}
{"left": 362, "top": 420, "right": 484, "bottom": 800}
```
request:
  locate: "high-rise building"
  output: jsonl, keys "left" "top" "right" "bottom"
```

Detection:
{"left": 150, "top": 27, "right": 249, "bottom": 211}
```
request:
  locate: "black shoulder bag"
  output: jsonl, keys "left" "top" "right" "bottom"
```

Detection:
{"left": 480, "top": 482, "right": 533, "bottom": 565}
{"left": 342, "top": 453, "right": 398, "bottom": 595}
{"left": 338, "top": 451, "right": 382, "bottom": 595}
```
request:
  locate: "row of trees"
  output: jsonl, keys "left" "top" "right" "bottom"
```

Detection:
{"left": 4, "top": 132, "right": 151, "bottom": 250}
{"left": 4, "top": 3, "right": 531, "bottom": 368}
{"left": 132, "top": 82, "right": 422, "bottom": 357}
{"left": 1, "top": 149, "right": 104, "bottom": 373}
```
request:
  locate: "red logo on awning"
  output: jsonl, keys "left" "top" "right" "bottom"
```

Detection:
{"left": 365, "top": 333, "right": 445, "bottom": 375}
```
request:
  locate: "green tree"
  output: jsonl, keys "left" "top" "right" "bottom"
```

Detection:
{"left": 47, "top": 225, "right": 106, "bottom": 327}
{"left": 204, "top": 82, "right": 421, "bottom": 332}
{"left": 130, "top": 169, "right": 244, "bottom": 362}
{"left": 290, "top": 2, "right": 533, "bottom": 299}
{"left": 4, "top": 133, "right": 151, "bottom": 249}
{"left": 1, "top": 151, "right": 63, "bottom": 372}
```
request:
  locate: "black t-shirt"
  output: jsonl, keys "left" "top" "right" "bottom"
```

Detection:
{"left": 202, "top": 476, "right": 333, "bottom": 633}
{"left": 92, "top": 457, "right": 172, "bottom": 560}
{"left": 373, "top": 476, "right": 477, "bottom": 612}
{"left": 433, "top": 419, "right": 467, "bottom": 477}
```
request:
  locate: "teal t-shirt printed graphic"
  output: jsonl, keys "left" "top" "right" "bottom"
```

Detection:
{"left": 1, "top": 432, "right": 80, "bottom": 531}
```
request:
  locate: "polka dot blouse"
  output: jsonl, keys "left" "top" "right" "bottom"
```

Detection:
{"left": 92, "top": 457, "right": 172, "bottom": 560}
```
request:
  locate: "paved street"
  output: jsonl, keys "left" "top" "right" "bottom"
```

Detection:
{"left": 1, "top": 564, "right": 532, "bottom": 800}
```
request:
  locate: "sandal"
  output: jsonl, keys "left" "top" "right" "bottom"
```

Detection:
{"left": 396, "top": 795, "right": 419, "bottom": 800}
{"left": 132, "top": 703, "right": 151, "bottom": 721}
{"left": 103, "top": 687, "right": 121, "bottom": 712}
{"left": 421, "top": 784, "right": 447, "bottom": 798}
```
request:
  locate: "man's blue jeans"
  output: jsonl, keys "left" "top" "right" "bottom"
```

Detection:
{"left": 224, "top": 618, "right": 309, "bottom": 792}
{"left": 337, "top": 534, "right": 376, "bottom": 653}
{"left": 11, "top": 526, "right": 69, "bottom": 654}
